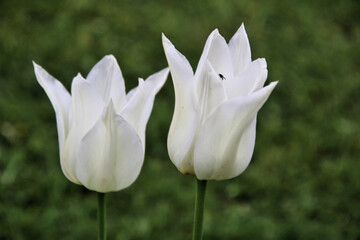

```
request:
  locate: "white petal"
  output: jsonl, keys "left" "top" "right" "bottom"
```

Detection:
{"left": 162, "top": 34, "right": 194, "bottom": 84}
{"left": 194, "top": 82, "right": 278, "bottom": 180}
{"left": 196, "top": 30, "right": 233, "bottom": 82}
{"left": 33, "top": 62, "right": 71, "bottom": 151}
{"left": 228, "top": 23, "right": 252, "bottom": 75}
{"left": 60, "top": 74, "right": 105, "bottom": 184}
{"left": 60, "top": 128, "right": 82, "bottom": 184}
{"left": 126, "top": 87, "right": 137, "bottom": 102}
{"left": 250, "top": 59, "right": 268, "bottom": 92}
{"left": 121, "top": 68, "right": 169, "bottom": 148}
{"left": 71, "top": 74, "right": 105, "bottom": 135}
{"left": 196, "top": 60, "right": 227, "bottom": 125}
{"left": 163, "top": 34, "right": 199, "bottom": 173}
{"left": 76, "top": 101, "right": 144, "bottom": 192}
{"left": 224, "top": 58, "right": 267, "bottom": 98}
{"left": 194, "top": 29, "right": 218, "bottom": 80}
{"left": 176, "top": 61, "right": 228, "bottom": 174}
{"left": 86, "top": 55, "right": 127, "bottom": 112}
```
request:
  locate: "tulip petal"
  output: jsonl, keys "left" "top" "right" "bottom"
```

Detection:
{"left": 76, "top": 101, "right": 144, "bottom": 192}
{"left": 250, "top": 60, "right": 269, "bottom": 92}
{"left": 61, "top": 74, "right": 105, "bottom": 184}
{"left": 194, "top": 29, "right": 218, "bottom": 79}
{"left": 163, "top": 34, "right": 199, "bottom": 171}
{"left": 121, "top": 68, "right": 169, "bottom": 148}
{"left": 224, "top": 58, "right": 268, "bottom": 98}
{"left": 86, "top": 55, "right": 127, "bottom": 112}
{"left": 126, "top": 87, "right": 137, "bottom": 102}
{"left": 196, "top": 60, "right": 227, "bottom": 124}
{"left": 228, "top": 23, "right": 252, "bottom": 75}
{"left": 33, "top": 62, "right": 71, "bottom": 151}
{"left": 194, "top": 82, "right": 278, "bottom": 180}
{"left": 176, "top": 61, "right": 228, "bottom": 174}
{"left": 196, "top": 29, "right": 233, "bottom": 82}
{"left": 71, "top": 74, "right": 105, "bottom": 135}
{"left": 162, "top": 34, "right": 194, "bottom": 83}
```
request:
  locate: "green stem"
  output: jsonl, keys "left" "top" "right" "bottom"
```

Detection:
{"left": 98, "top": 192, "right": 106, "bottom": 240}
{"left": 192, "top": 178, "right": 207, "bottom": 240}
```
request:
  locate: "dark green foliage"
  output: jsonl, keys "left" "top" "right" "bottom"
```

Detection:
{"left": 0, "top": 0, "right": 359, "bottom": 239}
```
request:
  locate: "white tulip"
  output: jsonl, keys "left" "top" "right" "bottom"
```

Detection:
{"left": 33, "top": 55, "right": 168, "bottom": 192}
{"left": 163, "top": 24, "right": 277, "bottom": 180}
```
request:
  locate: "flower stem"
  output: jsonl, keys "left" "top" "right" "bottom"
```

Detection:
{"left": 98, "top": 192, "right": 106, "bottom": 240}
{"left": 192, "top": 178, "right": 207, "bottom": 240}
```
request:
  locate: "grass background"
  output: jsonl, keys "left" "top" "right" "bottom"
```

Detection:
{"left": 0, "top": 0, "right": 359, "bottom": 239}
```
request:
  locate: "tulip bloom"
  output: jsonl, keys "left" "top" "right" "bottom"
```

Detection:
{"left": 163, "top": 24, "right": 277, "bottom": 180}
{"left": 34, "top": 55, "right": 168, "bottom": 192}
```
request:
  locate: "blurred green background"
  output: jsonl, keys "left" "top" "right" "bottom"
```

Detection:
{"left": 0, "top": 0, "right": 359, "bottom": 239}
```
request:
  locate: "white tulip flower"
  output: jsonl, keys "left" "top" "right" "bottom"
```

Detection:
{"left": 34, "top": 55, "right": 168, "bottom": 192}
{"left": 163, "top": 24, "right": 277, "bottom": 180}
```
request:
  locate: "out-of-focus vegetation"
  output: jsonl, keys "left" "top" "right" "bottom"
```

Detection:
{"left": 0, "top": 0, "right": 359, "bottom": 239}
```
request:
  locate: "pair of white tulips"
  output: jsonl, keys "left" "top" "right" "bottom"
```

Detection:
{"left": 34, "top": 24, "right": 277, "bottom": 193}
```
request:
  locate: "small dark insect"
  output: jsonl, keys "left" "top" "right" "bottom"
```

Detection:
{"left": 218, "top": 73, "right": 226, "bottom": 80}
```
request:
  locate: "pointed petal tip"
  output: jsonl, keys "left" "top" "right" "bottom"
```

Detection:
{"left": 251, "top": 80, "right": 278, "bottom": 101}
{"left": 71, "top": 73, "right": 89, "bottom": 94}
{"left": 33, "top": 62, "right": 51, "bottom": 87}
{"left": 104, "top": 54, "right": 116, "bottom": 60}
{"left": 270, "top": 80, "right": 279, "bottom": 86}
{"left": 159, "top": 67, "right": 170, "bottom": 76}
{"left": 234, "top": 23, "right": 248, "bottom": 38}
{"left": 75, "top": 72, "right": 84, "bottom": 78}
{"left": 159, "top": 67, "right": 170, "bottom": 78}
{"left": 211, "top": 28, "right": 222, "bottom": 38}
{"left": 156, "top": 67, "right": 170, "bottom": 86}
{"left": 143, "top": 67, "right": 169, "bottom": 89}
{"left": 264, "top": 81, "right": 278, "bottom": 92}
{"left": 138, "top": 77, "right": 145, "bottom": 84}
{"left": 98, "top": 55, "right": 118, "bottom": 67}
{"left": 239, "top": 23, "right": 246, "bottom": 32}
{"left": 162, "top": 34, "right": 173, "bottom": 48}
{"left": 73, "top": 72, "right": 86, "bottom": 82}
{"left": 32, "top": 61, "right": 43, "bottom": 72}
